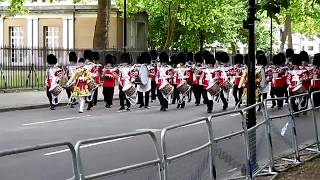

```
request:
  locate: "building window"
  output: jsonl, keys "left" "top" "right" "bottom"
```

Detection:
{"left": 308, "top": 46, "right": 314, "bottom": 51}
{"left": 9, "top": 26, "right": 24, "bottom": 63}
{"left": 44, "top": 26, "right": 59, "bottom": 48}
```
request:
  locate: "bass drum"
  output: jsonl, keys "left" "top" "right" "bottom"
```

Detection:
{"left": 139, "top": 64, "right": 149, "bottom": 85}
{"left": 206, "top": 82, "right": 221, "bottom": 96}
{"left": 123, "top": 84, "right": 137, "bottom": 98}
{"left": 159, "top": 81, "right": 174, "bottom": 97}
{"left": 177, "top": 81, "right": 191, "bottom": 94}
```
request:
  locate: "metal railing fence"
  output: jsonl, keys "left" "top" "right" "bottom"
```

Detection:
{"left": 75, "top": 130, "right": 162, "bottom": 180}
{"left": 0, "top": 141, "right": 79, "bottom": 180}
{"left": 160, "top": 117, "right": 215, "bottom": 180}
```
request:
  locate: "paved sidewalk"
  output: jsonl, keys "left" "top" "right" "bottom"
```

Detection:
{"left": 0, "top": 86, "right": 120, "bottom": 112}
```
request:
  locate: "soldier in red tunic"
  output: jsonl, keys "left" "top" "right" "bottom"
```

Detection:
{"left": 231, "top": 54, "right": 244, "bottom": 107}
{"left": 192, "top": 52, "right": 204, "bottom": 106}
{"left": 267, "top": 54, "right": 286, "bottom": 109}
{"left": 102, "top": 54, "right": 116, "bottom": 108}
{"left": 310, "top": 53, "right": 320, "bottom": 107}
{"left": 46, "top": 54, "right": 62, "bottom": 110}
{"left": 186, "top": 52, "right": 194, "bottom": 102}
{"left": 149, "top": 50, "right": 158, "bottom": 102}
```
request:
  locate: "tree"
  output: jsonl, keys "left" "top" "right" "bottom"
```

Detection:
{"left": 93, "top": 0, "right": 111, "bottom": 49}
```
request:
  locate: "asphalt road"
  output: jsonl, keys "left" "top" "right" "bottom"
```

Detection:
{"left": 0, "top": 98, "right": 318, "bottom": 180}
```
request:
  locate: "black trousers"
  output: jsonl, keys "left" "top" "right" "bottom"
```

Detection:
{"left": 193, "top": 84, "right": 203, "bottom": 105}
{"left": 157, "top": 89, "right": 168, "bottom": 109}
{"left": 220, "top": 91, "right": 228, "bottom": 109}
{"left": 310, "top": 88, "right": 320, "bottom": 107}
{"left": 46, "top": 86, "right": 57, "bottom": 107}
{"left": 284, "top": 85, "right": 289, "bottom": 102}
{"left": 103, "top": 87, "right": 114, "bottom": 106}
{"left": 119, "top": 85, "right": 131, "bottom": 108}
{"left": 258, "top": 93, "right": 268, "bottom": 103}
{"left": 232, "top": 85, "right": 243, "bottom": 106}
{"left": 270, "top": 87, "right": 285, "bottom": 108}
{"left": 151, "top": 81, "right": 157, "bottom": 100}
{"left": 93, "top": 88, "right": 98, "bottom": 105}
{"left": 172, "top": 85, "right": 178, "bottom": 104}
{"left": 187, "top": 82, "right": 192, "bottom": 101}
{"left": 138, "top": 91, "right": 150, "bottom": 107}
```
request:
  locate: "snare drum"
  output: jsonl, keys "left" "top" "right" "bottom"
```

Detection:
{"left": 177, "top": 81, "right": 191, "bottom": 94}
{"left": 87, "top": 80, "right": 98, "bottom": 91}
{"left": 292, "top": 84, "right": 307, "bottom": 95}
{"left": 206, "top": 82, "right": 221, "bottom": 96}
{"left": 49, "top": 84, "right": 63, "bottom": 97}
{"left": 159, "top": 81, "right": 174, "bottom": 97}
{"left": 221, "top": 80, "right": 232, "bottom": 90}
{"left": 122, "top": 84, "right": 136, "bottom": 97}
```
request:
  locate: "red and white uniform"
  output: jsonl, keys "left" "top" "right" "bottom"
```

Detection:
{"left": 287, "top": 67, "right": 311, "bottom": 92}
{"left": 310, "top": 67, "right": 320, "bottom": 90}
{"left": 91, "top": 64, "right": 102, "bottom": 84}
{"left": 199, "top": 68, "right": 220, "bottom": 89}
{"left": 156, "top": 65, "right": 174, "bottom": 88}
{"left": 192, "top": 65, "right": 203, "bottom": 85}
{"left": 46, "top": 66, "right": 62, "bottom": 89}
{"left": 228, "top": 65, "right": 243, "bottom": 87}
{"left": 173, "top": 66, "right": 187, "bottom": 85}
{"left": 118, "top": 66, "right": 134, "bottom": 88}
{"left": 266, "top": 65, "right": 286, "bottom": 88}
{"left": 149, "top": 65, "right": 158, "bottom": 82}
{"left": 185, "top": 67, "right": 193, "bottom": 85}
{"left": 102, "top": 67, "right": 117, "bottom": 87}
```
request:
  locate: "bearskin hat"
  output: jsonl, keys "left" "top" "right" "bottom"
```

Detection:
{"left": 278, "top": 52, "right": 286, "bottom": 65}
{"left": 194, "top": 52, "right": 203, "bottom": 63}
{"left": 83, "top": 49, "right": 93, "bottom": 61}
{"left": 300, "top": 51, "right": 309, "bottom": 63}
{"left": 170, "top": 53, "right": 178, "bottom": 65}
{"left": 256, "top": 50, "right": 265, "bottom": 59}
{"left": 313, "top": 53, "right": 320, "bottom": 66}
{"left": 292, "top": 54, "right": 302, "bottom": 65}
{"left": 149, "top": 50, "right": 158, "bottom": 60}
{"left": 234, "top": 54, "right": 244, "bottom": 65}
{"left": 219, "top": 52, "right": 229, "bottom": 64}
{"left": 159, "top": 52, "right": 169, "bottom": 63}
{"left": 206, "top": 53, "right": 215, "bottom": 65}
{"left": 286, "top": 48, "right": 294, "bottom": 59}
{"left": 47, "top": 54, "right": 57, "bottom": 65}
{"left": 177, "top": 52, "right": 186, "bottom": 64}
{"left": 140, "top": 52, "right": 152, "bottom": 64}
{"left": 78, "top": 57, "right": 85, "bottom": 63}
{"left": 68, "top": 52, "right": 77, "bottom": 63}
{"left": 187, "top": 52, "right": 194, "bottom": 62}
{"left": 105, "top": 54, "right": 114, "bottom": 65}
{"left": 272, "top": 54, "right": 281, "bottom": 65}
{"left": 92, "top": 51, "right": 100, "bottom": 61}
{"left": 120, "top": 52, "right": 131, "bottom": 64}
{"left": 257, "top": 54, "right": 267, "bottom": 66}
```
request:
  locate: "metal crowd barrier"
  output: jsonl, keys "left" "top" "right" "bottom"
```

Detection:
{"left": 264, "top": 97, "right": 301, "bottom": 166}
{"left": 0, "top": 141, "right": 79, "bottom": 180}
{"left": 160, "top": 117, "right": 215, "bottom": 180}
{"left": 289, "top": 93, "right": 317, "bottom": 159}
{"left": 310, "top": 90, "right": 320, "bottom": 152}
{"left": 208, "top": 110, "right": 248, "bottom": 180}
{"left": 242, "top": 103, "right": 277, "bottom": 179}
{"left": 75, "top": 130, "right": 162, "bottom": 180}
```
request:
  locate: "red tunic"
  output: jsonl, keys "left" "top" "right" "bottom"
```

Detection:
{"left": 46, "top": 66, "right": 62, "bottom": 89}
{"left": 102, "top": 68, "right": 116, "bottom": 87}
{"left": 311, "top": 67, "right": 320, "bottom": 89}
{"left": 267, "top": 66, "right": 286, "bottom": 88}
{"left": 287, "top": 67, "right": 310, "bottom": 92}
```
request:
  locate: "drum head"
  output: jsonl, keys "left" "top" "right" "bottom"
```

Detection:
{"left": 139, "top": 65, "right": 149, "bottom": 85}
{"left": 292, "top": 84, "right": 302, "bottom": 92}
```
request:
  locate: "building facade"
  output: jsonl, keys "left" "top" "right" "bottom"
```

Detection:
{"left": 0, "top": 0, "right": 148, "bottom": 65}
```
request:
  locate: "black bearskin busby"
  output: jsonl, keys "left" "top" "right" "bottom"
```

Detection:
{"left": 149, "top": 50, "right": 158, "bottom": 60}
{"left": 194, "top": 52, "right": 203, "bottom": 63}
{"left": 177, "top": 52, "right": 186, "bottom": 64}
{"left": 257, "top": 54, "right": 267, "bottom": 66}
{"left": 159, "top": 52, "right": 169, "bottom": 63}
{"left": 234, "top": 54, "right": 244, "bottom": 65}
{"left": 83, "top": 49, "right": 93, "bottom": 61}
{"left": 120, "top": 52, "right": 131, "bottom": 64}
{"left": 68, "top": 52, "right": 77, "bottom": 63}
{"left": 47, "top": 54, "right": 57, "bottom": 65}
{"left": 272, "top": 54, "right": 282, "bottom": 65}
{"left": 105, "top": 54, "right": 114, "bottom": 65}
{"left": 292, "top": 54, "right": 302, "bottom": 65}
{"left": 140, "top": 52, "right": 152, "bottom": 64}
{"left": 300, "top": 51, "right": 309, "bottom": 63}
{"left": 313, "top": 53, "right": 320, "bottom": 66}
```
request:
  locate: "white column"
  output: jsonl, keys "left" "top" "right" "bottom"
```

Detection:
{"left": 68, "top": 18, "right": 74, "bottom": 49}
{"left": 62, "top": 17, "right": 68, "bottom": 49}
{"left": 32, "top": 18, "right": 38, "bottom": 47}
{"left": 27, "top": 18, "right": 33, "bottom": 47}
{"left": 0, "top": 17, "right": 3, "bottom": 47}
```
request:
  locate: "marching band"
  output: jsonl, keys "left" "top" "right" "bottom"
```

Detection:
{"left": 45, "top": 49, "right": 320, "bottom": 114}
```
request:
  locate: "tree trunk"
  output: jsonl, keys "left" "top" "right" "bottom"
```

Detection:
{"left": 164, "top": 3, "right": 178, "bottom": 49}
{"left": 231, "top": 42, "right": 237, "bottom": 55}
{"left": 93, "top": 0, "right": 110, "bottom": 49}
{"left": 279, "top": 15, "right": 291, "bottom": 52}
{"left": 287, "top": 15, "right": 293, "bottom": 49}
